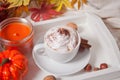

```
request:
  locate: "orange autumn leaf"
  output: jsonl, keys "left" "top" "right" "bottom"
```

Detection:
{"left": 82, "top": 0, "right": 87, "bottom": 4}
{"left": 78, "top": 0, "right": 81, "bottom": 9}
{"left": 71, "top": 0, "right": 87, "bottom": 9}
{"left": 71, "top": 0, "right": 77, "bottom": 8}
{"left": 14, "top": 6, "right": 29, "bottom": 17}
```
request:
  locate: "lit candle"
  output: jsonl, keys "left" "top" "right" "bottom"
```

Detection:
{"left": 0, "top": 17, "right": 34, "bottom": 53}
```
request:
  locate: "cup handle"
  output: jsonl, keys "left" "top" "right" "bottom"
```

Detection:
{"left": 33, "top": 43, "right": 46, "bottom": 56}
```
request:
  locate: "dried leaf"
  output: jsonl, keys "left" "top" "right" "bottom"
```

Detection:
{"left": 82, "top": 0, "right": 87, "bottom": 4}
{"left": 71, "top": 0, "right": 77, "bottom": 8}
{"left": 14, "top": 6, "right": 29, "bottom": 17}
{"left": 71, "top": 0, "right": 87, "bottom": 9}
{"left": 0, "top": 0, "right": 3, "bottom": 2}
{"left": 29, "top": 2, "right": 61, "bottom": 22}
{"left": 63, "top": 0, "right": 72, "bottom": 8}
{"left": 50, "top": 0, "right": 72, "bottom": 11}
{"left": 78, "top": 0, "right": 81, "bottom": 9}
{"left": 0, "top": 10, "right": 8, "bottom": 22}
{"left": 37, "top": 0, "right": 50, "bottom": 5}
{"left": 7, "top": 0, "right": 30, "bottom": 8}
{"left": 0, "top": 1, "right": 10, "bottom": 11}
{"left": 56, "top": 1, "right": 63, "bottom": 11}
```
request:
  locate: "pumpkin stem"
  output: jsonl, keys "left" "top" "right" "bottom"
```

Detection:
{"left": 0, "top": 58, "right": 10, "bottom": 66}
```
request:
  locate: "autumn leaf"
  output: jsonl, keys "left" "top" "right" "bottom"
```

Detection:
{"left": 13, "top": 5, "right": 29, "bottom": 17}
{"left": 0, "top": 0, "right": 3, "bottom": 2}
{"left": 37, "top": 0, "right": 51, "bottom": 4}
{"left": 0, "top": 0, "right": 10, "bottom": 11}
{"left": 71, "top": 0, "right": 77, "bottom": 8}
{"left": 0, "top": 1, "right": 10, "bottom": 22}
{"left": 71, "top": 0, "right": 87, "bottom": 9}
{"left": 78, "top": 0, "right": 81, "bottom": 9}
{"left": 50, "top": 0, "right": 72, "bottom": 11}
{"left": 29, "top": 2, "right": 61, "bottom": 22}
{"left": 82, "top": 0, "right": 87, "bottom": 4}
{"left": 7, "top": 0, "right": 30, "bottom": 8}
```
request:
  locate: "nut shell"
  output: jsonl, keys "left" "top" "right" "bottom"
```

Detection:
{"left": 100, "top": 63, "right": 108, "bottom": 69}
{"left": 43, "top": 75, "right": 56, "bottom": 80}
{"left": 84, "top": 64, "right": 92, "bottom": 72}
{"left": 94, "top": 67, "right": 100, "bottom": 71}
{"left": 66, "top": 22, "right": 78, "bottom": 30}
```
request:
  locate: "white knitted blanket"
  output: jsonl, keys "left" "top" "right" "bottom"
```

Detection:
{"left": 83, "top": 0, "right": 120, "bottom": 48}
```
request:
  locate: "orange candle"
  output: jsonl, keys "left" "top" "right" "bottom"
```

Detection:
{"left": 0, "top": 23, "right": 31, "bottom": 41}
{"left": 0, "top": 17, "right": 34, "bottom": 53}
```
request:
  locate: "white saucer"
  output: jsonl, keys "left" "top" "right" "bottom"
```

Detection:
{"left": 32, "top": 48, "right": 91, "bottom": 76}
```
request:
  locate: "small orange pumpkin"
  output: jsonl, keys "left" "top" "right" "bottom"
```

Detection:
{"left": 0, "top": 49, "right": 28, "bottom": 80}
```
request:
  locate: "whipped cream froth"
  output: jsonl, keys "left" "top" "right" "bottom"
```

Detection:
{"left": 45, "top": 26, "right": 78, "bottom": 53}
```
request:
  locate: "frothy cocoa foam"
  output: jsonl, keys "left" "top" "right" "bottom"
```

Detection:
{"left": 45, "top": 26, "right": 78, "bottom": 53}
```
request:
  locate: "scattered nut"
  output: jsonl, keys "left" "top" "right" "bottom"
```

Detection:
{"left": 66, "top": 22, "right": 78, "bottom": 30}
{"left": 43, "top": 75, "right": 56, "bottom": 80}
{"left": 84, "top": 64, "right": 92, "bottom": 72}
{"left": 83, "top": 63, "right": 109, "bottom": 72}
{"left": 94, "top": 67, "right": 100, "bottom": 71}
{"left": 100, "top": 63, "right": 108, "bottom": 69}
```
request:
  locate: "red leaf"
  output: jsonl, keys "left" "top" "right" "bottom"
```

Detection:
{"left": 29, "top": 8, "right": 39, "bottom": 12}
{"left": 42, "top": 13, "right": 51, "bottom": 20}
{"left": 29, "top": 2, "right": 61, "bottom": 22}
{"left": 48, "top": 9, "right": 61, "bottom": 15}
{"left": 31, "top": 12, "right": 41, "bottom": 22}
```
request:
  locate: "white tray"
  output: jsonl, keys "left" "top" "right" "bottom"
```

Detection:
{"left": 23, "top": 11, "right": 120, "bottom": 80}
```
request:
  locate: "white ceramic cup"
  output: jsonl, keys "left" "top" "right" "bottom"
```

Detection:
{"left": 33, "top": 26, "right": 81, "bottom": 63}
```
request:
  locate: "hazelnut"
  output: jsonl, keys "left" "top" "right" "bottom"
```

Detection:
{"left": 93, "top": 67, "right": 100, "bottom": 71}
{"left": 84, "top": 64, "right": 92, "bottom": 72}
{"left": 100, "top": 63, "right": 108, "bottom": 69}
{"left": 66, "top": 22, "right": 78, "bottom": 30}
{"left": 43, "top": 75, "right": 56, "bottom": 80}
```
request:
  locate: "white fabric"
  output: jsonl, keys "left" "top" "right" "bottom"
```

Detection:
{"left": 82, "top": 0, "right": 120, "bottom": 48}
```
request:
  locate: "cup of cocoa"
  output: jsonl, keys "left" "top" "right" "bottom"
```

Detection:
{"left": 33, "top": 25, "right": 81, "bottom": 63}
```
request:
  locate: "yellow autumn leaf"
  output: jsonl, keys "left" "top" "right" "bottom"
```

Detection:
{"left": 50, "top": 0, "right": 58, "bottom": 4}
{"left": 50, "top": 0, "right": 72, "bottom": 11}
{"left": 7, "top": 0, "right": 30, "bottom": 8}
{"left": 63, "top": 0, "right": 72, "bottom": 8}
{"left": 56, "top": 1, "right": 63, "bottom": 11}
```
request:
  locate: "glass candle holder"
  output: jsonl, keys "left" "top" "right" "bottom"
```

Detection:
{"left": 0, "top": 17, "right": 34, "bottom": 54}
